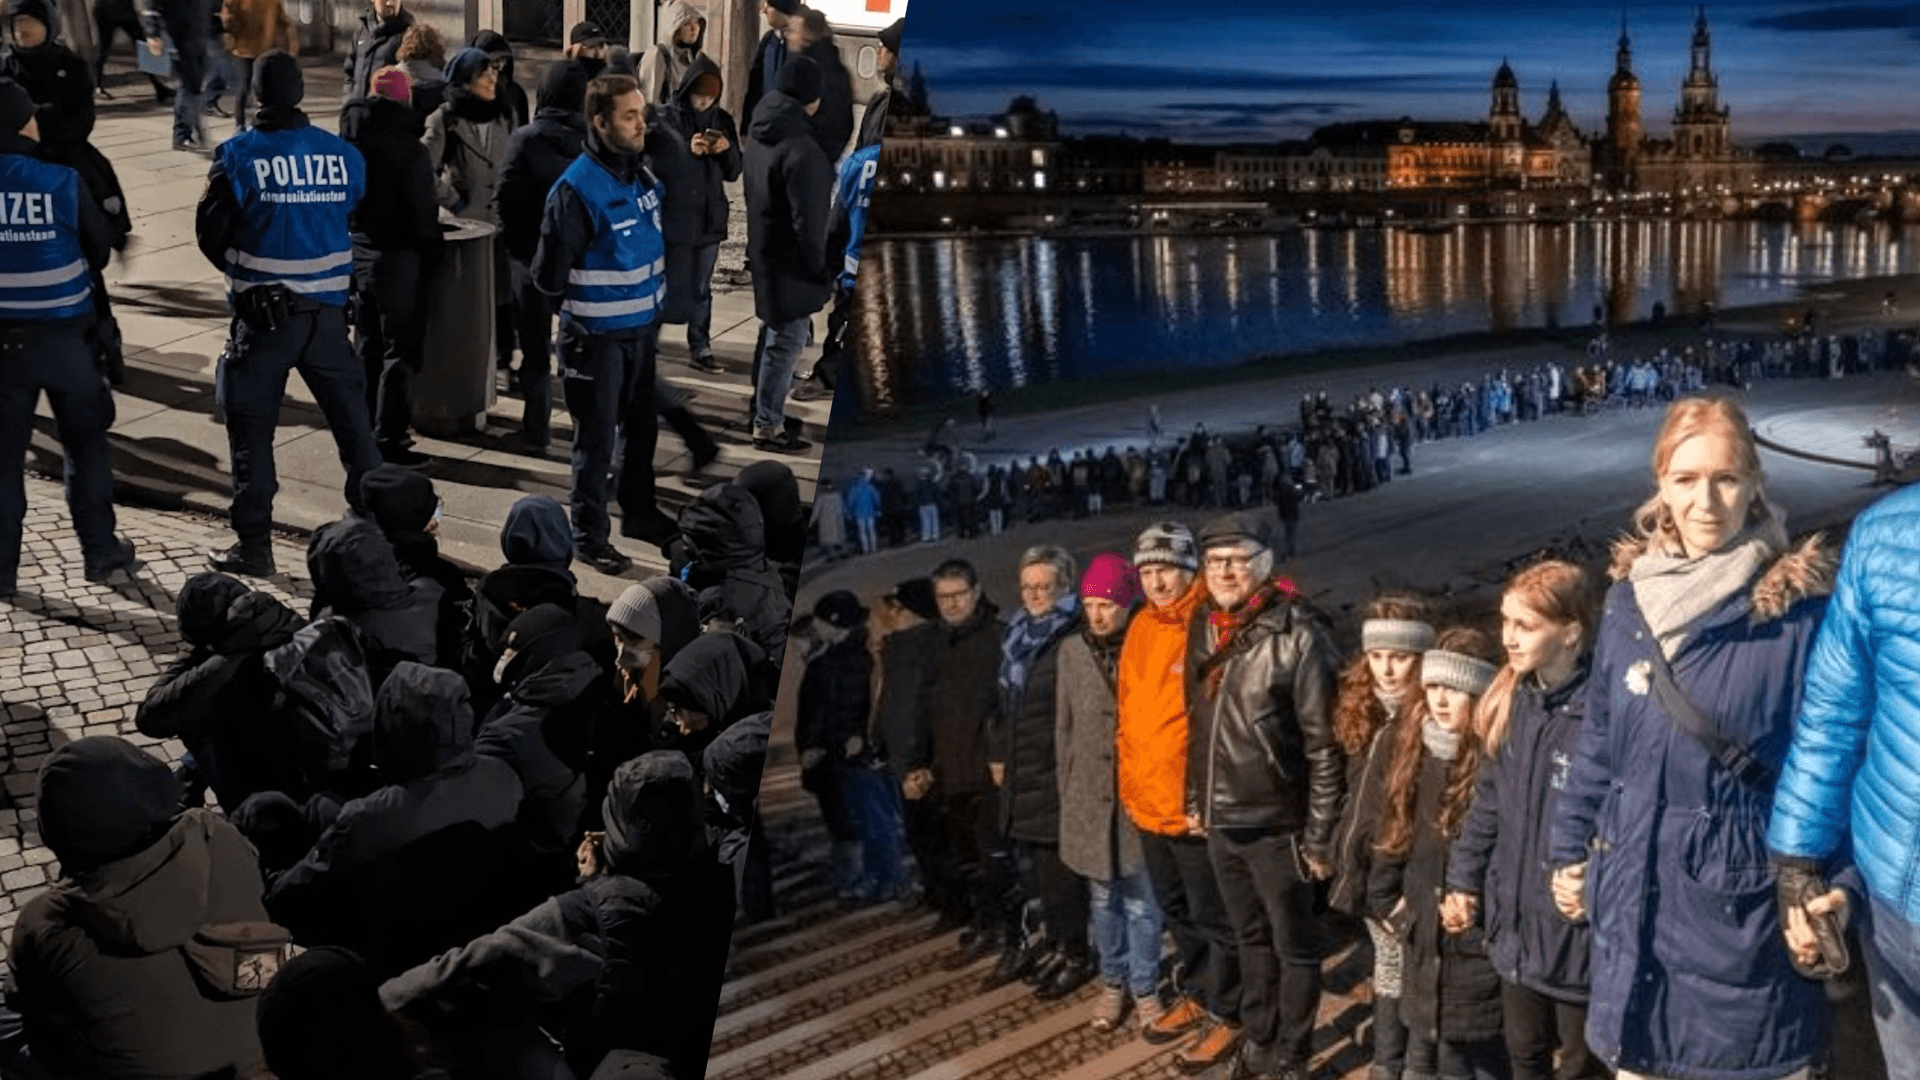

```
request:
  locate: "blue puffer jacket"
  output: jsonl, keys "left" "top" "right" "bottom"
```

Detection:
{"left": 1448, "top": 656, "right": 1594, "bottom": 1004}
{"left": 1549, "top": 536, "right": 1835, "bottom": 1080}
{"left": 1771, "top": 484, "right": 1920, "bottom": 922}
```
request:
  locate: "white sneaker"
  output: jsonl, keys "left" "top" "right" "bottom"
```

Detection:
{"left": 1090, "top": 983, "right": 1129, "bottom": 1033}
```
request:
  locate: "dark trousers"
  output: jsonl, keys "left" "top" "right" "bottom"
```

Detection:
{"left": 231, "top": 54, "right": 255, "bottom": 129}
{"left": 1208, "top": 828, "right": 1320, "bottom": 1064}
{"left": 1501, "top": 982, "right": 1603, "bottom": 1080}
{"left": 353, "top": 248, "right": 430, "bottom": 447}
{"left": 811, "top": 279, "right": 852, "bottom": 389}
{"left": 93, "top": 1, "right": 168, "bottom": 95}
{"left": 560, "top": 322, "right": 660, "bottom": 549}
{"left": 897, "top": 778, "right": 954, "bottom": 912}
{"left": 0, "top": 327, "right": 118, "bottom": 587}
{"left": 1140, "top": 829, "right": 1242, "bottom": 1023}
{"left": 219, "top": 306, "right": 380, "bottom": 548}
{"left": 1015, "top": 839, "right": 1090, "bottom": 959}
{"left": 508, "top": 257, "right": 553, "bottom": 446}
{"left": 935, "top": 788, "right": 1011, "bottom": 933}
{"left": 1404, "top": 1032, "right": 1511, "bottom": 1080}
{"left": 164, "top": 17, "right": 208, "bottom": 142}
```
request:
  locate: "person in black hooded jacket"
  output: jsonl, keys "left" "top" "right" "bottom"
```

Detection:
{"left": 136, "top": 571, "right": 305, "bottom": 810}
{"left": 308, "top": 516, "right": 441, "bottom": 678}
{"left": 341, "top": 70, "right": 443, "bottom": 465}
{"left": 380, "top": 750, "right": 734, "bottom": 1080}
{"left": 493, "top": 60, "right": 584, "bottom": 450}
{"left": 468, "top": 29, "right": 526, "bottom": 128}
{"left": 783, "top": 7, "right": 851, "bottom": 162}
{"left": 736, "top": 459, "right": 805, "bottom": 593}
{"left": 359, "top": 465, "right": 470, "bottom": 663}
{"left": 646, "top": 54, "right": 738, "bottom": 372}
{"left": 673, "top": 482, "right": 791, "bottom": 671}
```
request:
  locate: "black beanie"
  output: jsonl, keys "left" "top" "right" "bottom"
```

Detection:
{"left": 253, "top": 49, "right": 304, "bottom": 108}
{"left": 5, "top": 0, "right": 51, "bottom": 35}
{"left": 813, "top": 589, "right": 865, "bottom": 630}
{"left": 776, "top": 54, "right": 821, "bottom": 105}
{"left": 536, "top": 55, "right": 587, "bottom": 115}
{"left": 878, "top": 17, "right": 903, "bottom": 54}
{"left": 0, "top": 79, "right": 32, "bottom": 135}
{"left": 889, "top": 577, "right": 938, "bottom": 622}
{"left": 359, "top": 465, "right": 437, "bottom": 537}
{"left": 766, "top": 0, "right": 799, "bottom": 13}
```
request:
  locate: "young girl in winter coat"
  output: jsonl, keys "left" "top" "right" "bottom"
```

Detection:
{"left": 1444, "top": 560, "right": 1606, "bottom": 1080}
{"left": 1329, "top": 593, "right": 1438, "bottom": 1080}
{"left": 1369, "top": 627, "right": 1509, "bottom": 1080}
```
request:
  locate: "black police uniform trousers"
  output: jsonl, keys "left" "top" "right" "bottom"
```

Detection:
{"left": 561, "top": 320, "right": 660, "bottom": 549}
{"left": 218, "top": 304, "right": 382, "bottom": 548}
{"left": 0, "top": 324, "right": 119, "bottom": 590}
{"left": 353, "top": 247, "right": 431, "bottom": 448}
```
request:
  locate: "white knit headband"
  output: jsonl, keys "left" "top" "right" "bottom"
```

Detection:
{"left": 1362, "top": 619, "right": 1436, "bottom": 655}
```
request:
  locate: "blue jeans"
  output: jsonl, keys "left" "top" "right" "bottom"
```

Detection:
{"left": 167, "top": 26, "right": 208, "bottom": 143}
{"left": 841, "top": 760, "right": 905, "bottom": 895}
{"left": 683, "top": 243, "right": 720, "bottom": 358}
{"left": 1090, "top": 869, "right": 1162, "bottom": 998}
{"left": 1866, "top": 894, "right": 1920, "bottom": 1080}
{"left": 751, "top": 316, "right": 807, "bottom": 438}
{"left": 0, "top": 327, "right": 119, "bottom": 587}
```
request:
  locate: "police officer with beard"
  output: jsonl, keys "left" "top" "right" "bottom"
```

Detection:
{"left": 195, "top": 51, "right": 381, "bottom": 577}
{"left": 532, "top": 72, "right": 676, "bottom": 576}
{"left": 0, "top": 79, "right": 134, "bottom": 598}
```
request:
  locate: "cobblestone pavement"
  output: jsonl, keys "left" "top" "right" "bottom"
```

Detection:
{"left": 0, "top": 475, "right": 315, "bottom": 955}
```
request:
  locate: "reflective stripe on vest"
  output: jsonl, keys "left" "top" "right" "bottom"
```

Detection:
{"left": 0, "top": 157, "right": 93, "bottom": 322}
{"left": 555, "top": 154, "right": 666, "bottom": 334}
{"left": 217, "top": 127, "right": 365, "bottom": 309}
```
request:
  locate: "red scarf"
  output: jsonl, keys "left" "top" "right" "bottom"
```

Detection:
{"left": 1202, "top": 575, "right": 1299, "bottom": 698}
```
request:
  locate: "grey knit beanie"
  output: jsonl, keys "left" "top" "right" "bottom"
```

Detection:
{"left": 1134, "top": 521, "right": 1199, "bottom": 572}
{"left": 1422, "top": 649, "right": 1498, "bottom": 697}
{"left": 1362, "top": 619, "right": 1436, "bottom": 655}
{"left": 607, "top": 582, "right": 663, "bottom": 644}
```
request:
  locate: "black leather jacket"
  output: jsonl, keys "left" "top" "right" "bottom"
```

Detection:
{"left": 1182, "top": 586, "right": 1345, "bottom": 856}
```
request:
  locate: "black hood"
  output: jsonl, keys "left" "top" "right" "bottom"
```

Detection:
{"left": 37, "top": 736, "right": 179, "bottom": 875}
{"left": 672, "top": 52, "right": 724, "bottom": 122}
{"left": 373, "top": 661, "right": 476, "bottom": 782}
{"left": 469, "top": 29, "right": 516, "bottom": 85}
{"left": 600, "top": 751, "right": 706, "bottom": 880}
{"left": 340, "top": 92, "right": 427, "bottom": 143}
{"left": 645, "top": 576, "right": 701, "bottom": 663}
{"left": 177, "top": 572, "right": 300, "bottom": 655}
{"left": 498, "top": 602, "right": 582, "bottom": 689}
{"left": 258, "top": 947, "right": 409, "bottom": 1080}
{"left": 501, "top": 495, "right": 574, "bottom": 579}
{"left": 360, "top": 463, "right": 437, "bottom": 538}
{"left": 747, "top": 89, "right": 815, "bottom": 145}
{"left": 308, "top": 517, "right": 412, "bottom": 612}
{"left": 677, "top": 483, "right": 767, "bottom": 571}
{"left": 535, "top": 57, "right": 587, "bottom": 117}
{"left": 701, "top": 710, "right": 769, "bottom": 829}
{"left": 658, "top": 631, "right": 767, "bottom": 726}
{"left": 736, "top": 461, "right": 803, "bottom": 529}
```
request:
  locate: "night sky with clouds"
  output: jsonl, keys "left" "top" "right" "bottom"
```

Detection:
{"left": 903, "top": 2, "right": 1920, "bottom": 145}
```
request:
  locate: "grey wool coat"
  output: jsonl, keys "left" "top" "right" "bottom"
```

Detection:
{"left": 1055, "top": 627, "right": 1145, "bottom": 883}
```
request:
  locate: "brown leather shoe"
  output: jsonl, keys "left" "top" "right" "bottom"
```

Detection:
{"left": 1173, "top": 1016, "right": 1241, "bottom": 1075}
{"left": 1142, "top": 995, "right": 1207, "bottom": 1045}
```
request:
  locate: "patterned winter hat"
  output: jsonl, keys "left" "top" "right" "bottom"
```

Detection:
{"left": 1133, "top": 521, "right": 1199, "bottom": 571}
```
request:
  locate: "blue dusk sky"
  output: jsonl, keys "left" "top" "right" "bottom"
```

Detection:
{"left": 902, "top": 2, "right": 1920, "bottom": 145}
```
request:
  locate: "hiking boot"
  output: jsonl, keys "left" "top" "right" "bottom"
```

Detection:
{"left": 83, "top": 537, "right": 139, "bottom": 583}
{"left": 576, "top": 543, "right": 633, "bottom": 576}
{"left": 209, "top": 543, "right": 276, "bottom": 578}
{"left": 1173, "top": 1016, "right": 1241, "bottom": 1075}
{"left": 1034, "top": 955, "right": 1095, "bottom": 1001}
{"left": 1089, "top": 983, "right": 1129, "bottom": 1033}
{"left": 980, "top": 940, "right": 1043, "bottom": 992}
{"left": 1134, "top": 992, "right": 1166, "bottom": 1033}
{"left": 1142, "top": 995, "right": 1207, "bottom": 1045}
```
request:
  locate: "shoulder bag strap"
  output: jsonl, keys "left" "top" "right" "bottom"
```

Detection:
{"left": 1628, "top": 602, "right": 1774, "bottom": 792}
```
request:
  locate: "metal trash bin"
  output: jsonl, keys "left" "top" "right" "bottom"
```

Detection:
{"left": 413, "top": 216, "right": 498, "bottom": 436}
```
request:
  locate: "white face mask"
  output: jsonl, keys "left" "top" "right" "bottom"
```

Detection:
{"left": 618, "top": 644, "right": 654, "bottom": 672}
{"left": 428, "top": 503, "right": 443, "bottom": 536}
{"left": 493, "top": 647, "right": 517, "bottom": 686}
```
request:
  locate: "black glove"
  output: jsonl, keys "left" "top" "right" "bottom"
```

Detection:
{"left": 1775, "top": 860, "right": 1849, "bottom": 981}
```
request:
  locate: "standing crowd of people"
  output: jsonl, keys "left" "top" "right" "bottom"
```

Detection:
{"left": 792, "top": 393, "right": 1920, "bottom": 1080}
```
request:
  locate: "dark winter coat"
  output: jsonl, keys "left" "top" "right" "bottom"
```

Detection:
{"left": 1327, "top": 722, "right": 1395, "bottom": 918}
{"left": 742, "top": 89, "right": 833, "bottom": 325}
{"left": 1548, "top": 540, "right": 1835, "bottom": 1080}
{"left": 914, "top": 599, "right": 1006, "bottom": 797}
{"left": 267, "top": 664, "right": 523, "bottom": 915}
{"left": 1447, "top": 659, "right": 1595, "bottom": 1003}
{"left": 736, "top": 460, "right": 805, "bottom": 593}
{"left": 340, "top": 94, "right": 444, "bottom": 255}
{"left": 794, "top": 35, "right": 853, "bottom": 162}
{"left": 796, "top": 625, "right": 871, "bottom": 759}
{"left": 476, "top": 651, "right": 610, "bottom": 857}
{"left": 741, "top": 26, "right": 785, "bottom": 137}
{"left": 379, "top": 752, "right": 733, "bottom": 1080}
{"left": 875, "top": 621, "right": 939, "bottom": 770}
{"left": 344, "top": 6, "right": 413, "bottom": 102}
{"left": 991, "top": 611, "right": 1080, "bottom": 844}
{"left": 494, "top": 109, "right": 586, "bottom": 263}
{"left": 7, "top": 809, "right": 271, "bottom": 1079}
{"left": 0, "top": 38, "right": 93, "bottom": 157}
{"left": 307, "top": 517, "right": 440, "bottom": 674}
{"left": 677, "top": 483, "right": 791, "bottom": 666}
{"left": 136, "top": 587, "right": 304, "bottom": 810}
{"left": 1056, "top": 625, "right": 1146, "bottom": 882}
{"left": 856, "top": 84, "right": 889, "bottom": 152}
{"left": 1183, "top": 582, "right": 1344, "bottom": 855}
{"left": 1370, "top": 751, "right": 1505, "bottom": 1046}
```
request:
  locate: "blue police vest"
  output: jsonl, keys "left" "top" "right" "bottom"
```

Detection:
{"left": 0, "top": 154, "right": 92, "bottom": 323}
{"left": 554, "top": 154, "right": 666, "bottom": 334}
{"left": 216, "top": 125, "right": 365, "bottom": 308}
{"left": 832, "top": 143, "right": 880, "bottom": 291}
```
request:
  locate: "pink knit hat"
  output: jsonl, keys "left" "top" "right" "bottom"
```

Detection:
{"left": 1081, "top": 552, "right": 1141, "bottom": 608}
{"left": 370, "top": 67, "right": 413, "bottom": 105}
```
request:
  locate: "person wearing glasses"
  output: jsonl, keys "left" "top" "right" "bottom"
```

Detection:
{"left": 1186, "top": 512, "right": 1344, "bottom": 1080}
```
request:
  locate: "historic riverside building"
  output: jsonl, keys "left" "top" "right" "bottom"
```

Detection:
{"left": 1601, "top": 8, "right": 1761, "bottom": 195}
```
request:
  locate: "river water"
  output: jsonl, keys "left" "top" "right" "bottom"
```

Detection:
{"left": 851, "top": 219, "right": 1920, "bottom": 411}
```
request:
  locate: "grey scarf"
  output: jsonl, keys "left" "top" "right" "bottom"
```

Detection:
{"left": 1422, "top": 715, "right": 1462, "bottom": 762}
{"left": 1629, "top": 508, "right": 1788, "bottom": 659}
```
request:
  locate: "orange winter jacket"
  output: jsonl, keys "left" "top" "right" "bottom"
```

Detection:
{"left": 1116, "top": 576, "right": 1205, "bottom": 836}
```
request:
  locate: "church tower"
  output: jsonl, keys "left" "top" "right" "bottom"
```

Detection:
{"left": 1672, "top": 6, "right": 1731, "bottom": 159}
{"left": 1603, "top": 14, "right": 1642, "bottom": 190}
{"left": 1490, "top": 60, "right": 1525, "bottom": 183}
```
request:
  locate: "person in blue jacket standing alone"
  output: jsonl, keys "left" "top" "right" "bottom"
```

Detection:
{"left": 0, "top": 77, "right": 134, "bottom": 598}
{"left": 195, "top": 51, "right": 382, "bottom": 577}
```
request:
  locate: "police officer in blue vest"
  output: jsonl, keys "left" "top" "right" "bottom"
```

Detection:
{"left": 0, "top": 77, "right": 133, "bottom": 598}
{"left": 532, "top": 71, "right": 677, "bottom": 576}
{"left": 194, "top": 51, "right": 382, "bottom": 577}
